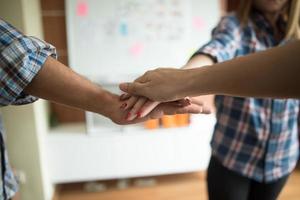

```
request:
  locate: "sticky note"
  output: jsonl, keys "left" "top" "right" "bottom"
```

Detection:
{"left": 120, "top": 22, "right": 128, "bottom": 36}
{"left": 129, "top": 42, "right": 144, "bottom": 57}
{"left": 193, "top": 16, "right": 206, "bottom": 31}
{"left": 77, "top": 2, "right": 89, "bottom": 17}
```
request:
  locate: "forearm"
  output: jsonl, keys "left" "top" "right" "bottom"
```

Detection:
{"left": 185, "top": 41, "right": 300, "bottom": 98}
{"left": 183, "top": 54, "right": 214, "bottom": 69}
{"left": 182, "top": 54, "right": 216, "bottom": 111}
{"left": 24, "top": 56, "right": 113, "bottom": 116}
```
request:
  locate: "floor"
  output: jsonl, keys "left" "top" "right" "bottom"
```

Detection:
{"left": 56, "top": 167, "right": 300, "bottom": 200}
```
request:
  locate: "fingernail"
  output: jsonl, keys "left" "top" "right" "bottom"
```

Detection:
{"left": 130, "top": 114, "right": 137, "bottom": 121}
{"left": 136, "top": 111, "right": 142, "bottom": 118}
{"left": 126, "top": 112, "right": 131, "bottom": 120}
{"left": 200, "top": 107, "right": 203, "bottom": 113}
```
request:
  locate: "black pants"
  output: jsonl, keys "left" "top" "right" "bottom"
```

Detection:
{"left": 207, "top": 156, "right": 289, "bottom": 200}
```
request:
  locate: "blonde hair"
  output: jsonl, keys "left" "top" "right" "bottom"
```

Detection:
{"left": 237, "top": 0, "right": 300, "bottom": 39}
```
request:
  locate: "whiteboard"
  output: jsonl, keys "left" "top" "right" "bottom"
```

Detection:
{"left": 66, "top": 0, "right": 221, "bottom": 84}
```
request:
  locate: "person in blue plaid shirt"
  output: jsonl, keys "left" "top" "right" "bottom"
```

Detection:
{"left": 186, "top": 0, "right": 300, "bottom": 200}
{"left": 120, "top": 0, "right": 300, "bottom": 199}
{"left": 0, "top": 19, "right": 207, "bottom": 200}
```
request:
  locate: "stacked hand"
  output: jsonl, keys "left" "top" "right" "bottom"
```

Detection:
{"left": 117, "top": 94, "right": 210, "bottom": 121}
{"left": 115, "top": 68, "right": 210, "bottom": 121}
{"left": 106, "top": 92, "right": 210, "bottom": 124}
{"left": 119, "top": 68, "right": 191, "bottom": 102}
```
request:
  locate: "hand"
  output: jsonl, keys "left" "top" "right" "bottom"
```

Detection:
{"left": 101, "top": 92, "right": 154, "bottom": 125}
{"left": 102, "top": 92, "right": 210, "bottom": 125}
{"left": 145, "top": 97, "right": 211, "bottom": 120}
{"left": 119, "top": 94, "right": 211, "bottom": 121}
{"left": 119, "top": 94, "right": 160, "bottom": 120}
{"left": 119, "top": 68, "right": 190, "bottom": 102}
{"left": 100, "top": 92, "right": 132, "bottom": 125}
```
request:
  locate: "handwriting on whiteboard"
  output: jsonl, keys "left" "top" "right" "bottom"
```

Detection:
{"left": 76, "top": 0, "right": 189, "bottom": 42}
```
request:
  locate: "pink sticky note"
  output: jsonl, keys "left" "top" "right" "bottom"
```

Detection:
{"left": 77, "top": 2, "right": 89, "bottom": 17}
{"left": 129, "top": 43, "right": 144, "bottom": 57}
{"left": 193, "top": 16, "right": 206, "bottom": 31}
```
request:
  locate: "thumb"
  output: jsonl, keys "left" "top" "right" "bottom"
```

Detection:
{"left": 119, "top": 82, "right": 145, "bottom": 96}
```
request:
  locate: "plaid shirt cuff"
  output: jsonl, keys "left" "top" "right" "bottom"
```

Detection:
{"left": 0, "top": 36, "right": 57, "bottom": 106}
{"left": 193, "top": 44, "right": 229, "bottom": 63}
{"left": 190, "top": 14, "right": 241, "bottom": 63}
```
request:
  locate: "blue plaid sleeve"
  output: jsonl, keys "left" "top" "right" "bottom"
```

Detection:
{"left": 0, "top": 19, "right": 57, "bottom": 106}
{"left": 193, "top": 14, "right": 241, "bottom": 63}
{"left": 298, "top": 104, "right": 300, "bottom": 159}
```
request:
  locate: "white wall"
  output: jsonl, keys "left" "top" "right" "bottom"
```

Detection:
{"left": 0, "top": 0, "right": 53, "bottom": 199}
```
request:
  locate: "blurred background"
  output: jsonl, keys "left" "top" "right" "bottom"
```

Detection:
{"left": 0, "top": 0, "right": 299, "bottom": 200}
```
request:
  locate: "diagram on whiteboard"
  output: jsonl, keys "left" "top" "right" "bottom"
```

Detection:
{"left": 66, "top": 0, "right": 220, "bottom": 83}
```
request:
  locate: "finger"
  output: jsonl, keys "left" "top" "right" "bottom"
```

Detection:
{"left": 156, "top": 104, "right": 177, "bottom": 115}
{"left": 189, "top": 98, "right": 204, "bottom": 106}
{"left": 126, "top": 112, "right": 138, "bottom": 121}
{"left": 189, "top": 97, "right": 211, "bottom": 114}
{"left": 148, "top": 108, "right": 164, "bottom": 119}
{"left": 189, "top": 97, "right": 204, "bottom": 106}
{"left": 177, "top": 104, "right": 211, "bottom": 114}
{"left": 119, "top": 82, "right": 145, "bottom": 96}
{"left": 127, "top": 97, "right": 147, "bottom": 120}
{"left": 176, "top": 97, "right": 192, "bottom": 107}
{"left": 123, "top": 96, "right": 139, "bottom": 111}
{"left": 167, "top": 101, "right": 184, "bottom": 107}
{"left": 166, "top": 97, "right": 192, "bottom": 107}
{"left": 134, "top": 71, "right": 151, "bottom": 83}
{"left": 120, "top": 93, "right": 131, "bottom": 101}
{"left": 201, "top": 106, "right": 212, "bottom": 114}
{"left": 159, "top": 101, "right": 210, "bottom": 115}
{"left": 129, "top": 107, "right": 162, "bottom": 122}
{"left": 139, "top": 101, "right": 160, "bottom": 118}
{"left": 184, "top": 97, "right": 192, "bottom": 105}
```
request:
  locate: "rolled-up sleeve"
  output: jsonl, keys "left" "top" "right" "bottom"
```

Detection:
{"left": 298, "top": 103, "right": 300, "bottom": 155}
{"left": 0, "top": 19, "right": 57, "bottom": 106}
{"left": 192, "top": 14, "right": 241, "bottom": 63}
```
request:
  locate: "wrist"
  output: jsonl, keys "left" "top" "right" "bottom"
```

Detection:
{"left": 183, "top": 67, "right": 211, "bottom": 97}
{"left": 180, "top": 68, "right": 198, "bottom": 97}
{"left": 90, "top": 88, "right": 116, "bottom": 118}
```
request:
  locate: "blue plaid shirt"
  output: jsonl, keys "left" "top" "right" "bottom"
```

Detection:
{"left": 195, "top": 12, "right": 299, "bottom": 183}
{"left": 0, "top": 19, "right": 56, "bottom": 199}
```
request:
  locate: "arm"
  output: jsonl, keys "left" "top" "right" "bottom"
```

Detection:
{"left": 24, "top": 56, "right": 121, "bottom": 122}
{"left": 118, "top": 15, "right": 241, "bottom": 119}
{"left": 119, "top": 40, "right": 300, "bottom": 100}
{"left": 24, "top": 57, "right": 208, "bottom": 123}
{"left": 0, "top": 19, "right": 125, "bottom": 124}
{"left": 185, "top": 40, "right": 300, "bottom": 98}
{"left": 182, "top": 55, "right": 215, "bottom": 112}
{"left": 0, "top": 19, "right": 205, "bottom": 125}
{"left": 119, "top": 55, "right": 214, "bottom": 121}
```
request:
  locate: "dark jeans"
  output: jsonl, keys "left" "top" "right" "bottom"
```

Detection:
{"left": 207, "top": 156, "right": 289, "bottom": 200}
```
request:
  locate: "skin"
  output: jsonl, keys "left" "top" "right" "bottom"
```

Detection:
{"left": 119, "top": 40, "right": 300, "bottom": 102}
{"left": 121, "top": 0, "right": 293, "bottom": 120}
{"left": 120, "top": 55, "right": 214, "bottom": 120}
{"left": 24, "top": 56, "right": 208, "bottom": 125}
